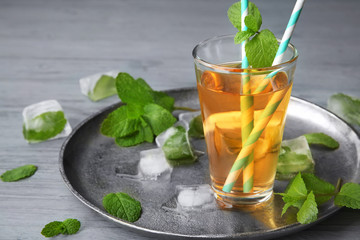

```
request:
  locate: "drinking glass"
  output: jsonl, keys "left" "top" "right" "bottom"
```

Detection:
{"left": 193, "top": 34, "right": 298, "bottom": 206}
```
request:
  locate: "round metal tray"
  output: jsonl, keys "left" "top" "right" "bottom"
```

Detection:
{"left": 59, "top": 88, "right": 360, "bottom": 239}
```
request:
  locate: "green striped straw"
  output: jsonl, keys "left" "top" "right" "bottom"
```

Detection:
{"left": 253, "top": 0, "right": 305, "bottom": 94}
{"left": 223, "top": 0, "right": 306, "bottom": 193}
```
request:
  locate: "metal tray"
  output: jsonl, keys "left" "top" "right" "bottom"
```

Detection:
{"left": 59, "top": 88, "right": 360, "bottom": 240}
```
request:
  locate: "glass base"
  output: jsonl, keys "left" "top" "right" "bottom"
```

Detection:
{"left": 212, "top": 185, "right": 273, "bottom": 208}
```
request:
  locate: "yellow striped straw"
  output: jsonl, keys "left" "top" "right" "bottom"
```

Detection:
{"left": 222, "top": 88, "right": 289, "bottom": 192}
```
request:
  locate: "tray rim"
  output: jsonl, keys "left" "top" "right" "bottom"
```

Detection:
{"left": 59, "top": 87, "right": 360, "bottom": 239}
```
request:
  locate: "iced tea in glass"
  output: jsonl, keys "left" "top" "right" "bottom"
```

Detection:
{"left": 193, "top": 35, "right": 298, "bottom": 206}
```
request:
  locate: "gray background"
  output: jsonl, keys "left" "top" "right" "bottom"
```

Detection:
{"left": 0, "top": 0, "right": 359, "bottom": 239}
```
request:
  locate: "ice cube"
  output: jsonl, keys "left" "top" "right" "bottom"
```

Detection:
{"left": 277, "top": 136, "right": 315, "bottom": 180}
{"left": 22, "top": 100, "right": 72, "bottom": 143}
{"left": 179, "top": 111, "right": 202, "bottom": 130}
{"left": 281, "top": 136, "right": 313, "bottom": 159}
{"left": 176, "top": 184, "right": 215, "bottom": 210}
{"left": 138, "top": 148, "right": 172, "bottom": 180}
{"left": 155, "top": 121, "right": 187, "bottom": 147}
{"left": 155, "top": 126, "right": 177, "bottom": 147}
{"left": 79, "top": 70, "right": 119, "bottom": 101}
{"left": 174, "top": 120, "right": 187, "bottom": 129}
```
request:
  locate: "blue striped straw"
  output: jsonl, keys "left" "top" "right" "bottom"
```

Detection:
{"left": 253, "top": 0, "right": 305, "bottom": 94}
{"left": 273, "top": 0, "right": 305, "bottom": 65}
{"left": 241, "top": 0, "right": 249, "bottom": 69}
{"left": 240, "top": 0, "right": 255, "bottom": 193}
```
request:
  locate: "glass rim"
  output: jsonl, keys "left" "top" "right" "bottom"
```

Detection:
{"left": 192, "top": 34, "right": 298, "bottom": 72}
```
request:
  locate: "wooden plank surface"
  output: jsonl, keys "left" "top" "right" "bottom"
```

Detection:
{"left": 0, "top": 0, "right": 359, "bottom": 239}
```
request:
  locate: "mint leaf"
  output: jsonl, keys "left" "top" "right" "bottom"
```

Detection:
{"left": 115, "top": 118, "right": 153, "bottom": 147}
{"left": 136, "top": 78, "right": 175, "bottom": 111}
{"left": 152, "top": 91, "right": 175, "bottom": 112}
{"left": 116, "top": 73, "right": 154, "bottom": 106}
{"left": 41, "top": 219, "right": 80, "bottom": 237}
{"left": 334, "top": 183, "right": 360, "bottom": 209}
{"left": 115, "top": 73, "right": 174, "bottom": 112}
{"left": 62, "top": 218, "right": 81, "bottom": 235}
{"left": 100, "top": 104, "right": 143, "bottom": 138}
{"left": 1, "top": 164, "right": 37, "bottom": 182}
{"left": 304, "top": 133, "right": 339, "bottom": 149}
{"left": 328, "top": 93, "right": 360, "bottom": 126}
{"left": 142, "top": 103, "right": 176, "bottom": 136}
{"left": 162, "top": 126, "right": 196, "bottom": 165}
{"left": 234, "top": 30, "right": 255, "bottom": 44}
{"left": 302, "top": 173, "right": 335, "bottom": 205}
{"left": 227, "top": 1, "right": 242, "bottom": 30}
{"left": 228, "top": 2, "right": 261, "bottom": 31}
{"left": 244, "top": 9, "right": 262, "bottom": 32}
{"left": 188, "top": 114, "right": 204, "bottom": 138}
{"left": 135, "top": 77, "right": 152, "bottom": 91}
{"left": 297, "top": 191, "right": 318, "bottom": 224}
{"left": 246, "top": 29, "right": 279, "bottom": 68}
{"left": 23, "top": 111, "right": 67, "bottom": 142}
{"left": 284, "top": 173, "right": 308, "bottom": 199}
{"left": 280, "top": 194, "right": 307, "bottom": 216}
{"left": 279, "top": 173, "right": 308, "bottom": 215}
{"left": 41, "top": 221, "right": 65, "bottom": 238}
{"left": 103, "top": 192, "right": 142, "bottom": 222}
{"left": 90, "top": 75, "right": 117, "bottom": 101}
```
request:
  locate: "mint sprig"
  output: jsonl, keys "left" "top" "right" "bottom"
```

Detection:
{"left": 101, "top": 73, "right": 176, "bottom": 147}
{"left": 228, "top": 1, "right": 279, "bottom": 68}
{"left": 1, "top": 164, "right": 37, "bottom": 182}
{"left": 279, "top": 172, "right": 360, "bottom": 224}
{"left": 279, "top": 173, "right": 307, "bottom": 215}
{"left": 103, "top": 192, "right": 142, "bottom": 222}
{"left": 41, "top": 218, "right": 80, "bottom": 237}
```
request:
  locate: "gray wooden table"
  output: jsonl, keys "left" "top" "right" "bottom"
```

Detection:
{"left": 1, "top": 0, "right": 359, "bottom": 239}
